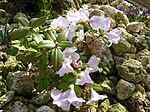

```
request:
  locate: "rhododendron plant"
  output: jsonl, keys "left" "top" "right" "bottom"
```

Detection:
{"left": 10, "top": 3, "right": 122, "bottom": 111}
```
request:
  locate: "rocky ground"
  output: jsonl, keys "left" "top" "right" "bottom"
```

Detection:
{"left": 0, "top": 0, "right": 150, "bottom": 112}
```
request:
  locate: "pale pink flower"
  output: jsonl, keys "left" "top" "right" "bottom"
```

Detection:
{"left": 86, "top": 88, "right": 107, "bottom": 105}
{"left": 63, "top": 47, "right": 80, "bottom": 61}
{"left": 51, "top": 89, "right": 71, "bottom": 111}
{"left": 57, "top": 58, "right": 74, "bottom": 77}
{"left": 66, "top": 84, "right": 85, "bottom": 108}
{"left": 75, "top": 70, "right": 93, "bottom": 85}
{"left": 87, "top": 55, "right": 100, "bottom": 73}
{"left": 107, "top": 28, "right": 122, "bottom": 44}
{"left": 51, "top": 85, "right": 85, "bottom": 111}
{"left": 51, "top": 16, "right": 70, "bottom": 30}
{"left": 89, "top": 16, "right": 111, "bottom": 31}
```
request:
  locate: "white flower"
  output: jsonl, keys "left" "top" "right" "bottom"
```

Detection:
{"left": 63, "top": 47, "right": 80, "bottom": 61}
{"left": 51, "top": 85, "right": 85, "bottom": 111}
{"left": 86, "top": 88, "right": 107, "bottom": 105}
{"left": 107, "top": 28, "right": 122, "bottom": 44}
{"left": 89, "top": 16, "right": 111, "bottom": 31}
{"left": 66, "top": 84, "right": 85, "bottom": 108}
{"left": 75, "top": 70, "right": 93, "bottom": 85}
{"left": 76, "top": 29, "right": 84, "bottom": 41}
{"left": 57, "top": 58, "right": 74, "bottom": 77}
{"left": 87, "top": 55, "right": 100, "bottom": 73}
{"left": 51, "top": 16, "right": 70, "bottom": 30}
{"left": 51, "top": 89, "right": 71, "bottom": 111}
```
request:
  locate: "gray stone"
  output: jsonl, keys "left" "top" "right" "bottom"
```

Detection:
{"left": 112, "top": 37, "right": 131, "bottom": 55}
{"left": 32, "top": 90, "right": 51, "bottom": 105}
{"left": 99, "top": 5, "right": 129, "bottom": 25}
{"left": 7, "top": 71, "right": 34, "bottom": 96}
{"left": 108, "top": 103, "right": 128, "bottom": 112}
{"left": 126, "top": 22, "right": 146, "bottom": 33}
{"left": 116, "top": 79, "right": 135, "bottom": 100}
{"left": 116, "top": 59, "right": 145, "bottom": 83}
{"left": 3, "top": 101, "right": 29, "bottom": 112}
{"left": 0, "top": 91, "right": 15, "bottom": 108}
{"left": 36, "top": 106, "right": 55, "bottom": 112}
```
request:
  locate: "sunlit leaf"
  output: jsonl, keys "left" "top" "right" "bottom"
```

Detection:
{"left": 50, "top": 48, "right": 63, "bottom": 70}
{"left": 38, "top": 40, "right": 55, "bottom": 49}
{"left": 32, "top": 33, "right": 43, "bottom": 44}
{"left": 58, "top": 41, "right": 73, "bottom": 49}
{"left": 17, "top": 17, "right": 29, "bottom": 26}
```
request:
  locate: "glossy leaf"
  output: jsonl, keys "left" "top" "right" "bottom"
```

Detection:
{"left": 17, "top": 17, "right": 29, "bottom": 26}
{"left": 92, "top": 83, "right": 103, "bottom": 92}
{"left": 11, "top": 44, "right": 27, "bottom": 51}
{"left": 58, "top": 41, "right": 73, "bottom": 49}
{"left": 57, "top": 30, "right": 69, "bottom": 42}
{"left": 32, "top": 33, "right": 43, "bottom": 44}
{"left": 38, "top": 40, "right": 55, "bottom": 49}
{"left": 29, "top": 16, "right": 47, "bottom": 28}
{"left": 10, "top": 29, "right": 29, "bottom": 40}
{"left": 44, "top": 30, "right": 56, "bottom": 41}
{"left": 50, "top": 48, "right": 63, "bottom": 70}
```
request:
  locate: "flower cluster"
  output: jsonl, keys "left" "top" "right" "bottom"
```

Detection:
{"left": 50, "top": 4, "right": 121, "bottom": 111}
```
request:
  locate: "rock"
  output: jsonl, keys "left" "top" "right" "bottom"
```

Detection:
{"left": 142, "top": 74, "right": 150, "bottom": 90}
{"left": 126, "top": 22, "right": 146, "bottom": 33}
{"left": 116, "top": 79, "right": 135, "bottom": 100}
{"left": 136, "top": 49, "right": 150, "bottom": 68}
{"left": 3, "top": 101, "right": 29, "bottom": 112}
{"left": 36, "top": 106, "right": 55, "bottom": 112}
{"left": 100, "top": 79, "right": 116, "bottom": 96}
{"left": 85, "top": 33, "right": 114, "bottom": 71}
{"left": 0, "top": 91, "right": 15, "bottom": 108}
{"left": 135, "top": 84, "right": 145, "bottom": 94}
{"left": 108, "top": 103, "right": 128, "bottom": 112}
{"left": 116, "top": 59, "right": 145, "bottom": 83}
{"left": 99, "top": 5, "right": 129, "bottom": 25}
{"left": 119, "top": 28, "right": 135, "bottom": 44}
{"left": 146, "top": 91, "right": 150, "bottom": 99}
{"left": 6, "top": 71, "right": 34, "bottom": 96}
{"left": 112, "top": 37, "right": 131, "bottom": 55}
{"left": 32, "top": 90, "right": 51, "bottom": 105}
{"left": 2, "top": 55, "right": 22, "bottom": 77}
{"left": 125, "top": 91, "right": 150, "bottom": 112}
{"left": 98, "top": 99, "right": 110, "bottom": 112}
{"left": 0, "top": 76, "right": 6, "bottom": 97}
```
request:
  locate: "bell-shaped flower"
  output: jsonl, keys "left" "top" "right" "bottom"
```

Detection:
{"left": 86, "top": 88, "right": 108, "bottom": 105}
{"left": 89, "top": 16, "right": 111, "bottom": 31}
{"left": 51, "top": 16, "right": 70, "bottom": 30}
{"left": 66, "top": 84, "right": 85, "bottom": 108}
{"left": 75, "top": 70, "right": 93, "bottom": 85}
{"left": 107, "top": 28, "right": 122, "bottom": 44}
{"left": 63, "top": 47, "right": 80, "bottom": 61}
{"left": 57, "top": 58, "right": 74, "bottom": 76}
{"left": 51, "top": 89, "right": 71, "bottom": 111}
{"left": 78, "top": 5, "right": 89, "bottom": 22}
{"left": 87, "top": 55, "right": 100, "bottom": 73}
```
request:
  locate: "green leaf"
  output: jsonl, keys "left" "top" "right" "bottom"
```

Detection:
{"left": 29, "top": 16, "right": 47, "bottom": 28}
{"left": 57, "top": 30, "right": 69, "bottom": 42}
{"left": 74, "top": 85, "right": 83, "bottom": 97}
{"left": 35, "top": 69, "right": 52, "bottom": 91}
{"left": 38, "top": 40, "right": 55, "bottom": 49}
{"left": 29, "top": 41, "right": 38, "bottom": 49}
{"left": 63, "top": 73, "right": 76, "bottom": 83}
{"left": 58, "top": 82, "right": 70, "bottom": 90}
{"left": 59, "top": 41, "right": 73, "bottom": 49}
{"left": 32, "top": 33, "right": 43, "bottom": 44}
{"left": 92, "top": 83, "right": 103, "bottom": 92}
{"left": 17, "top": 17, "right": 29, "bottom": 26}
{"left": 38, "top": 54, "right": 48, "bottom": 73}
{"left": 50, "top": 48, "right": 63, "bottom": 70}
{"left": 11, "top": 44, "right": 27, "bottom": 51}
{"left": 10, "top": 29, "right": 29, "bottom": 40}
{"left": 44, "top": 30, "right": 56, "bottom": 41}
